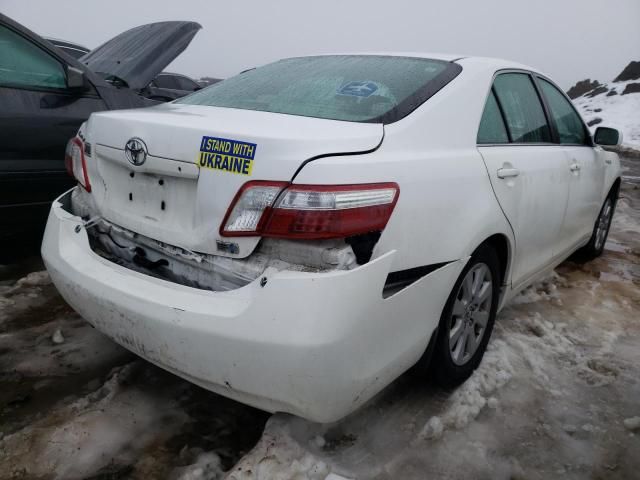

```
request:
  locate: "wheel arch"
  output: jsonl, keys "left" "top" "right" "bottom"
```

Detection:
{"left": 474, "top": 233, "right": 512, "bottom": 289}
{"left": 610, "top": 176, "right": 622, "bottom": 199}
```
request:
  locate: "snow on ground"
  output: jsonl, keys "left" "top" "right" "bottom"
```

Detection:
{"left": 0, "top": 265, "right": 268, "bottom": 479}
{"left": 573, "top": 80, "right": 640, "bottom": 150}
{"left": 1, "top": 157, "right": 639, "bottom": 479}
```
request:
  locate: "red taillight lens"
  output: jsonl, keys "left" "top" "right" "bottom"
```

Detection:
{"left": 64, "top": 137, "right": 91, "bottom": 192}
{"left": 220, "top": 182, "right": 399, "bottom": 239}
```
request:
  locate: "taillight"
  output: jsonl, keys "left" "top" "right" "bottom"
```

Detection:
{"left": 64, "top": 136, "right": 91, "bottom": 192}
{"left": 221, "top": 181, "right": 287, "bottom": 235}
{"left": 220, "top": 182, "right": 399, "bottom": 239}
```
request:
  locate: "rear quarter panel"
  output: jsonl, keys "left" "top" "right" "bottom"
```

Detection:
{"left": 294, "top": 65, "right": 515, "bottom": 282}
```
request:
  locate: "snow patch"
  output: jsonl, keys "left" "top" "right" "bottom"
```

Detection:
{"left": 227, "top": 417, "right": 335, "bottom": 480}
{"left": 15, "top": 271, "right": 51, "bottom": 288}
{"left": 418, "top": 416, "right": 444, "bottom": 440}
{"left": 573, "top": 79, "right": 640, "bottom": 149}
{"left": 419, "top": 339, "right": 514, "bottom": 440}
{"left": 52, "top": 328, "right": 65, "bottom": 344}
{"left": 1, "top": 363, "right": 190, "bottom": 479}
{"left": 174, "top": 452, "right": 224, "bottom": 480}
{"left": 510, "top": 272, "right": 565, "bottom": 305}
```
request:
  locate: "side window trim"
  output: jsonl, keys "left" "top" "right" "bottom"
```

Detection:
{"left": 529, "top": 73, "right": 561, "bottom": 144}
{"left": 533, "top": 74, "right": 594, "bottom": 147}
{"left": 490, "top": 86, "right": 512, "bottom": 143}
{"left": 485, "top": 69, "right": 558, "bottom": 146}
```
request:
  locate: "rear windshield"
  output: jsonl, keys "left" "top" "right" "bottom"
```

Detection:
{"left": 176, "top": 55, "right": 461, "bottom": 124}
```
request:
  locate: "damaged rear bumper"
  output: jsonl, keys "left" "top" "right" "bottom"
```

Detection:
{"left": 42, "top": 189, "right": 464, "bottom": 422}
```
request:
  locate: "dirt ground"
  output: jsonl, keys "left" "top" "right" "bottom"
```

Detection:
{"left": 1, "top": 157, "right": 639, "bottom": 480}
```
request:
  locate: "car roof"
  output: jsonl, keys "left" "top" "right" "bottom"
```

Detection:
{"left": 455, "top": 56, "right": 544, "bottom": 76}
{"left": 280, "top": 52, "right": 544, "bottom": 76}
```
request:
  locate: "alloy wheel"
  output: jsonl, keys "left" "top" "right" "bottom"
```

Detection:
{"left": 594, "top": 198, "right": 613, "bottom": 251}
{"left": 449, "top": 263, "right": 493, "bottom": 366}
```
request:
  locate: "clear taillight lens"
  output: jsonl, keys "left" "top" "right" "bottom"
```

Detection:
{"left": 64, "top": 137, "right": 91, "bottom": 192}
{"left": 220, "top": 182, "right": 399, "bottom": 239}
{"left": 221, "top": 181, "right": 287, "bottom": 234}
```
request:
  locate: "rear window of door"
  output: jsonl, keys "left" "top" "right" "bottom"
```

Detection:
{"left": 493, "top": 73, "right": 552, "bottom": 143}
{"left": 477, "top": 90, "right": 510, "bottom": 144}
{"left": 0, "top": 25, "right": 66, "bottom": 89}
{"left": 538, "top": 78, "right": 589, "bottom": 145}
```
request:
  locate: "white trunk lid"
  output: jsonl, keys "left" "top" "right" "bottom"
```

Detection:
{"left": 85, "top": 103, "right": 383, "bottom": 257}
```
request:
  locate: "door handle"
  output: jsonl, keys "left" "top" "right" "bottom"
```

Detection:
{"left": 497, "top": 167, "right": 520, "bottom": 179}
{"left": 570, "top": 163, "right": 581, "bottom": 172}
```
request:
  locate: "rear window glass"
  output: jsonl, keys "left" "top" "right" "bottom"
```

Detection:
{"left": 176, "top": 55, "right": 460, "bottom": 123}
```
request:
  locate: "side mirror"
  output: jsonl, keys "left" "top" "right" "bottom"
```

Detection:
{"left": 66, "top": 66, "right": 87, "bottom": 90}
{"left": 594, "top": 127, "right": 623, "bottom": 146}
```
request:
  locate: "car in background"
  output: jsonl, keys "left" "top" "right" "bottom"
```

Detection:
{"left": 197, "top": 76, "right": 222, "bottom": 88}
{"left": 45, "top": 37, "right": 90, "bottom": 59}
{"left": 47, "top": 37, "right": 205, "bottom": 101}
{"left": 145, "top": 72, "right": 203, "bottom": 101}
{"left": 42, "top": 54, "right": 622, "bottom": 421}
{"left": 0, "top": 13, "right": 201, "bottom": 261}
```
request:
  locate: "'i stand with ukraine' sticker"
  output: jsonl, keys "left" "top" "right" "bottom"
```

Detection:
{"left": 197, "top": 136, "right": 257, "bottom": 175}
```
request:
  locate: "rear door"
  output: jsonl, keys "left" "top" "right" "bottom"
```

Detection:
{"left": 536, "top": 76, "right": 606, "bottom": 251}
{"left": 0, "top": 19, "right": 108, "bottom": 243}
{"left": 478, "top": 72, "right": 570, "bottom": 288}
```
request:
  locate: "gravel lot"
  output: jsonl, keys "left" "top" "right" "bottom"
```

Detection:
{"left": 1, "top": 157, "right": 638, "bottom": 480}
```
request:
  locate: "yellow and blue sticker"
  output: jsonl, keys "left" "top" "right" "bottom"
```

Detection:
{"left": 197, "top": 136, "right": 257, "bottom": 175}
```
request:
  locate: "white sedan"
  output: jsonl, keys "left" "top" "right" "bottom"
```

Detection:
{"left": 43, "top": 54, "right": 622, "bottom": 422}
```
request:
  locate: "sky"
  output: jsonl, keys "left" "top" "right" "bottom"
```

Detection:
{"left": 2, "top": 0, "right": 639, "bottom": 88}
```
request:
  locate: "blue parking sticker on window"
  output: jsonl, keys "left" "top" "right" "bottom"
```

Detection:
{"left": 197, "top": 136, "right": 257, "bottom": 175}
{"left": 338, "top": 81, "right": 379, "bottom": 98}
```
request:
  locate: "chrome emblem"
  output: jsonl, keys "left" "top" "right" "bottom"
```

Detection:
{"left": 125, "top": 137, "right": 148, "bottom": 166}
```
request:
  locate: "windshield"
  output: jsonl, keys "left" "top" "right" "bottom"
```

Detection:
{"left": 176, "top": 55, "right": 460, "bottom": 123}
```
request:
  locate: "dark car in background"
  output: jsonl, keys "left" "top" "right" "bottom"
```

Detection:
{"left": 0, "top": 14, "right": 201, "bottom": 261}
{"left": 146, "top": 71, "right": 204, "bottom": 101}
{"left": 47, "top": 38, "right": 206, "bottom": 101}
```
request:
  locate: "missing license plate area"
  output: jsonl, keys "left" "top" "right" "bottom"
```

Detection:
{"left": 124, "top": 172, "right": 169, "bottom": 215}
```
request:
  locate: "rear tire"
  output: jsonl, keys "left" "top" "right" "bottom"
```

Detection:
{"left": 431, "top": 245, "right": 501, "bottom": 387}
{"left": 575, "top": 193, "right": 617, "bottom": 261}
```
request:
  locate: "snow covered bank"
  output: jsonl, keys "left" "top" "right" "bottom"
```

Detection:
{"left": 570, "top": 61, "right": 640, "bottom": 151}
{"left": 574, "top": 82, "right": 640, "bottom": 150}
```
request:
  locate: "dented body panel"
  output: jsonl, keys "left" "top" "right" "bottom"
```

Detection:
{"left": 84, "top": 105, "right": 383, "bottom": 258}
{"left": 43, "top": 190, "right": 463, "bottom": 422}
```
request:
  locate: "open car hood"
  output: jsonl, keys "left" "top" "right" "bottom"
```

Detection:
{"left": 80, "top": 21, "right": 201, "bottom": 90}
